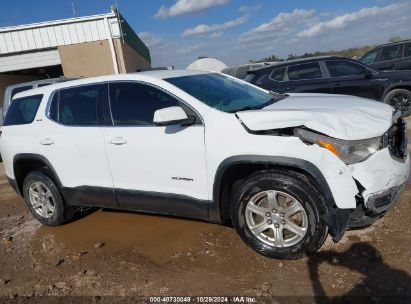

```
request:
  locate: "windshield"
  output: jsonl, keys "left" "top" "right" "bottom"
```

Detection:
{"left": 165, "top": 73, "right": 279, "bottom": 113}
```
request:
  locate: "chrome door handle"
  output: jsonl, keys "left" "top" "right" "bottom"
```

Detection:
{"left": 108, "top": 137, "right": 127, "bottom": 145}
{"left": 40, "top": 138, "right": 54, "bottom": 146}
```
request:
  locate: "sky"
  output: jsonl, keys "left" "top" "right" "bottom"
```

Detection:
{"left": 1, "top": 0, "right": 411, "bottom": 68}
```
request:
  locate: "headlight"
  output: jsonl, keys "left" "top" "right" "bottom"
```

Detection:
{"left": 295, "top": 129, "right": 381, "bottom": 165}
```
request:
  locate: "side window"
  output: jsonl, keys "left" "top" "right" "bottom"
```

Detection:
{"left": 326, "top": 61, "right": 366, "bottom": 77}
{"left": 379, "top": 45, "right": 400, "bottom": 62}
{"left": 3, "top": 95, "right": 42, "bottom": 126}
{"left": 360, "top": 49, "right": 379, "bottom": 65}
{"left": 50, "top": 85, "right": 100, "bottom": 126}
{"left": 255, "top": 73, "right": 269, "bottom": 85}
{"left": 405, "top": 43, "right": 411, "bottom": 58}
{"left": 109, "top": 82, "right": 179, "bottom": 126}
{"left": 269, "top": 67, "right": 286, "bottom": 81}
{"left": 287, "top": 63, "right": 322, "bottom": 81}
{"left": 10, "top": 85, "right": 33, "bottom": 99}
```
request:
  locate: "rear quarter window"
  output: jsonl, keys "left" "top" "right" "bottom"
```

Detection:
{"left": 10, "top": 85, "right": 33, "bottom": 99}
{"left": 405, "top": 43, "right": 411, "bottom": 57}
{"left": 269, "top": 67, "right": 286, "bottom": 81}
{"left": 3, "top": 95, "right": 43, "bottom": 126}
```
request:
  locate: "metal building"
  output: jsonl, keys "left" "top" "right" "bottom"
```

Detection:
{"left": 0, "top": 7, "right": 151, "bottom": 102}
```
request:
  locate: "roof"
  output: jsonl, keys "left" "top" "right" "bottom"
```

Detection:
{"left": 249, "top": 56, "right": 355, "bottom": 73}
{"left": 137, "top": 69, "right": 211, "bottom": 79}
{"left": 372, "top": 39, "right": 411, "bottom": 49}
{"left": 0, "top": 8, "right": 150, "bottom": 62}
{"left": 0, "top": 12, "right": 116, "bottom": 33}
{"left": 6, "top": 77, "right": 79, "bottom": 89}
{"left": 0, "top": 10, "right": 118, "bottom": 55}
{"left": 12, "top": 70, "right": 213, "bottom": 99}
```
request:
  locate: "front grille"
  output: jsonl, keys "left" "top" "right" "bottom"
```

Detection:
{"left": 382, "top": 118, "right": 408, "bottom": 160}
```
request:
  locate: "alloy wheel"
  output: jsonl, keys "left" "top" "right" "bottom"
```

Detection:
{"left": 28, "top": 181, "right": 55, "bottom": 218}
{"left": 245, "top": 190, "right": 308, "bottom": 248}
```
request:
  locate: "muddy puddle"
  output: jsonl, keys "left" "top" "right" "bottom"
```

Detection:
{"left": 32, "top": 209, "right": 222, "bottom": 264}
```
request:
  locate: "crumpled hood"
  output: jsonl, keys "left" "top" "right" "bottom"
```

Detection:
{"left": 236, "top": 93, "right": 394, "bottom": 140}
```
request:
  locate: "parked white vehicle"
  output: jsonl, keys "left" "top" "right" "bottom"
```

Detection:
{"left": 0, "top": 70, "right": 409, "bottom": 259}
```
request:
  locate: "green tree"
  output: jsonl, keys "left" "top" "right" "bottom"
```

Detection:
{"left": 261, "top": 54, "right": 281, "bottom": 62}
{"left": 389, "top": 36, "right": 403, "bottom": 43}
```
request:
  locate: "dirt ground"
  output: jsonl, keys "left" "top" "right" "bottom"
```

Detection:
{"left": 0, "top": 124, "right": 410, "bottom": 301}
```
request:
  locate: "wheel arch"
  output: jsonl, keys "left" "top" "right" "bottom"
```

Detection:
{"left": 13, "top": 154, "right": 62, "bottom": 196}
{"left": 211, "top": 156, "right": 337, "bottom": 224}
{"left": 382, "top": 82, "right": 411, "bottom": 100}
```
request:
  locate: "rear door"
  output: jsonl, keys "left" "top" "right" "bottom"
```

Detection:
{"left": 103, "top": 81, "right": 209, "bottom": 216}
{"left": 325, "top": 60, "right": 382, "bottom": 100}
{"left": 282, "top": 62, "right": 332, "bottom": 94}
{"left": 40, "top": 84, "right": 116, "bottom": 207}
{"left": 374, "top": 44, "right": 402, "bottom": 70}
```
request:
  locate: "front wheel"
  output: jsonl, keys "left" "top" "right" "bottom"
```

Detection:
{"left": 231, "top": 170, "right": 328, "bottom": 259}
{"left": 383, "top": 89, "right": 411, "bottom": 117}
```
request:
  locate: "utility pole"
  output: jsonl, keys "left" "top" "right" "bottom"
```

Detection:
{"left": 71, "top": 0, "right": 77, "bottom": 17}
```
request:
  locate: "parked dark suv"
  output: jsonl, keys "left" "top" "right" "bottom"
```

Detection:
{"left": 245, "top": 56, "right": 411, "bottom": 116}
{"left": 360, "top": 40, "right": 411, "bottom": 71}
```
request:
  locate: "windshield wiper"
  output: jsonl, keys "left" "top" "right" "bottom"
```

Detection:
{"left": 233, "top": 92, "right": 288, "bottom": 113}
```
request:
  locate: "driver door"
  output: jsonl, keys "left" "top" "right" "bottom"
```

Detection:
{"left": 103, "top": 81, "right": 209, "bottom": 214}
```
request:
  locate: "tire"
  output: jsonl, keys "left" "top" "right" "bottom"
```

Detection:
{"left": 23, "top": 170, "right": 74, "bottom": 226}
{"left": 230, "top": 169, "right": 328, "bottom": 259}
{"left": 383, "top": 89, "right": 411, "bottom": 117}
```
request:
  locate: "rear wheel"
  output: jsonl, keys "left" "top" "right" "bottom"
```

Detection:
{"left": 383, "top": 89, "right": 411, "bottom": 116}
{"left": 231, "top": 170, "right": 328, "bottom": 259}
{"left": 23, "top": 171, "right": 74, "bottom": 226}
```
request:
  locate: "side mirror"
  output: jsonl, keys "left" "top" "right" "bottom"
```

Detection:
{"left": 153, "top": 106, "right": 195, "bottom": 126}
{"left": 364, "top": 69, "right": 374, "bottom": 79}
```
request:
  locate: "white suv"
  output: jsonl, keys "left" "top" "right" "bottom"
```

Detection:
{"left": 0, "top": 71, "right": 409, "bottom": 259}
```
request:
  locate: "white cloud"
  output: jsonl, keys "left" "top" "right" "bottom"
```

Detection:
{"left": 138, "top": 32, "right": 170, "bottom": 51}
{"left": 238, "top": 4, "right": 262, "bottom": 14}
{"left": 298, "top": 3, "right": 407, "bottom": 38}
{"left": 182, "top": 15, "right": 248, "bottom": 37}
{"left": 143, "top": 2, "right": 411, "bottom": 69}
{"left": 155, "top": 0, "right": 230, "bottom": 19}
{"left": 210, "top": 32, "right": 223, "bottom": 39}
{"left": 177, "top": 43, "right": 206, "bottom": 55}
{"left": 238, "top": 9, "right": 317, "bottom": 45}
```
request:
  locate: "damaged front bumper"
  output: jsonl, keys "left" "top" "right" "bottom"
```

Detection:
{"left": 348, "top": 184, "right": 405, "bottom": 229}
{"left": 323, "top": 145, "right": 410, "bottom": 242}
